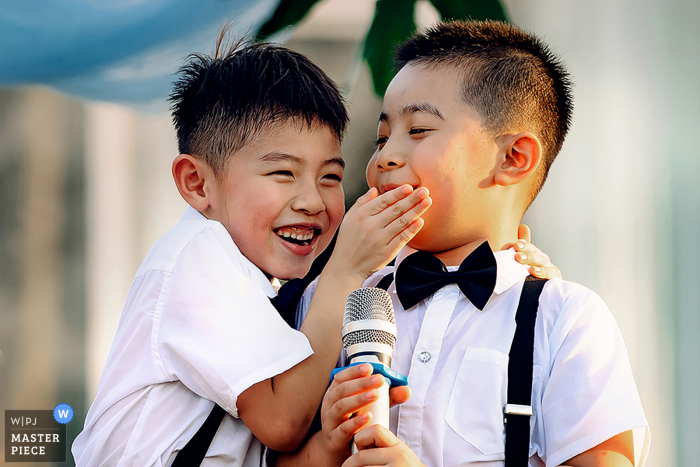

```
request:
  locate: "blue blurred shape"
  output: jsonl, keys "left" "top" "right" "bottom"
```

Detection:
{"left": 0, "top": 0, "right": 281, "bottom": 106}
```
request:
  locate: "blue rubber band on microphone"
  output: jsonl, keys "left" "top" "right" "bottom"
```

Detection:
{"left": 331, "top": 362, "right": 408, "bottom": 387}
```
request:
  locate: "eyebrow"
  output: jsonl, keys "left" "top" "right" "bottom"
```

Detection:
{"left": 324, "top": 157, "right": 346, "bottom": 170}
{"left": 259, "top": 152, "right": 303, "bottom": 164}
{"left": 259, "top": 152, "right": 345, "bottom": 169}
{"left": 379, "top": 102, "right": 446, "bottom": 123}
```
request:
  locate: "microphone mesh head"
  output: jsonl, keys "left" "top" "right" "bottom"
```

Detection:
{"left": 342, "top": 288, "right": 396, "bottom": 349}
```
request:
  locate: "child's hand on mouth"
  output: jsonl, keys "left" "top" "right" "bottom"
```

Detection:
{"left": 329, "top": 185, "right": 432, "bottom": 282}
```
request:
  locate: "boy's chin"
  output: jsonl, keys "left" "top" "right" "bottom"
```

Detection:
{"left": 270, "top": 266, "right": 311, "bottom": 281}
{"left": 406, "top": 227, "right": 435, "bottom": 251}
{"left": 407, "top": 227, "right": 458, "bottom": 254}
{"left": 265, "top": 256, "right": 316, "bottom": 281}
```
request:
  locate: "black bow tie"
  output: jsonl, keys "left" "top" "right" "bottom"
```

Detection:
{"left": 395, "top": 242, "right": 498, "bottom": 311}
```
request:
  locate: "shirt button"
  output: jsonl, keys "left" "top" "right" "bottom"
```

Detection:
{"left": 418, "top": 351, "right": 431, "bottom": 363}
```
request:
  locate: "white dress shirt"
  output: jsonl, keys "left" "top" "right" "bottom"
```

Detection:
{"left": 72, "top": 207, "right": 314, "bottom": 467}
{"left": 299, "top": 246, "right": 650, "bottom": 467}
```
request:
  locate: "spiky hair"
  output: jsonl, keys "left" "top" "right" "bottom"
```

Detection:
{"left": 396, "top": 20, "right": 573, "bottom": 198}
{"left": 170, "top": 28, "right": 349, "bottom": 176}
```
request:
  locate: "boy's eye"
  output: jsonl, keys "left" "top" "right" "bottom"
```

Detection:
{"left": 375, "top": 136, "right": 388, "bottom": 149}
{"left": 268, "top": 170, "right": 294, "bottom": 177}
{"left": 409, "top": 128, "right": 432, "bottom": 136}
{"left": 323, "top": 174, "right": 342, "bottom": 182}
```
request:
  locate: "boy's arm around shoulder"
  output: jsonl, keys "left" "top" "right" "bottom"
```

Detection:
{"left": 236, "top": 266, "right": 368, "bottom": 452}
{"left": 539, "top": 280, "right": 649, "bottom": 467}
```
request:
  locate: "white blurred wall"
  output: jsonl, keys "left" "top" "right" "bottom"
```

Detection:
{"left": 85, "top": 105, "right": 186, "bottom": 398}
{"left": 507, "top": 1, "right": 699, "bottom": 465}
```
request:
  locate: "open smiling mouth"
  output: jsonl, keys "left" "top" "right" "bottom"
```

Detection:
{"left": 274, "top": 226, "right": 322, "bottom": 247}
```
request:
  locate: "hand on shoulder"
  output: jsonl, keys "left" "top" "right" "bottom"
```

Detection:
{"left": 513, "top": 224, "right": 563, "bottom": 280}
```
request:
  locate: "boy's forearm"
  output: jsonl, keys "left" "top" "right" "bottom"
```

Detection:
{"left": 272, "top": 263, "right": 363, "bottom": 419}
{"left": 273, "top": 431, "right": 346, "bottom": 467}
{"left": 238, "top": 264, "right": 363, "bottom": 451}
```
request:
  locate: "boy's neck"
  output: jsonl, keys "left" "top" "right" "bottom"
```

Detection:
{"left": 421, "top": 221, "right": 521, "bottom": 267}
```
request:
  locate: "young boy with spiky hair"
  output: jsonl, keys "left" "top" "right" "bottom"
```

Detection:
{"left": 71, "top": 36, "right": 434, "bottom": 466}
{"left": 279, "top": 20, "right": 649, "bottom": 467}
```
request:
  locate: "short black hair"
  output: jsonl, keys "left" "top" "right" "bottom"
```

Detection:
{"left": 170, "top": 29, "right": 349, "bottom": 176}
{"left": 395, "top": 20, "right": 573, "bottom": 199}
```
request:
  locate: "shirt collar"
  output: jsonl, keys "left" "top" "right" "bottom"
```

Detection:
{"left": 178, "top": 206, "right": 278, "bottom": 299}
{"left": 391, "top": 245, "right": 529, "bottom": 298}
{"left": 180, "top": 205, "right": 207, "bottom": 222}
{"left": 492, "top": 248, "right": 530, "bottom": 295}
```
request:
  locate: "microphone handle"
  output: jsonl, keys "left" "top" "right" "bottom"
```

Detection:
{"left": 352, "top": 378, "right": 390, "bottom": 454}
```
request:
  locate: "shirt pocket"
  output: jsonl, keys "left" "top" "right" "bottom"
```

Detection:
{"left": 445, "top": 347, "right": 542, "bottom": 457}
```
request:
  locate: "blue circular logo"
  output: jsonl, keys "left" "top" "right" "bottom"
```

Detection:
{"left": 53, "top": 404, "right": 74, "bottom": 424}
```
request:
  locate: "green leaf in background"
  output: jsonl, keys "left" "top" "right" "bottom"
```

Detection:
{"left": 256, "top": 0, "right": 508, "bottom": 96}
{"left": 256, "top": 0, "right": 324, "bottom": 41}
{"left": 429, "top": 0, "right": 507, "bottom": 23}
{"left": 361, "top": 0, "right": 416, "bottom": 97}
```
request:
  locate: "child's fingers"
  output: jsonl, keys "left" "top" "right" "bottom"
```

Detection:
{"left": 342, "top": 447, "right": 392, "bottom": 467}
{"left": 514, "top": 240, "right": 548, "bottom": 266}
{"left": 529, "top": 265, "right": 563, "bottom": 280}
{"left": 362, "top": 185, "right": 415, "bottom": 216}
{"left": 517, "top": 224, "right": 532, "bottom": 243}
{"left": 330, "top": 364, "right": 374, "bottom": 390}
{"left": 386, "top": 218, "right": 425, "bottom": 254}
{"left": 389, "top": 386, "right": 412, "bottom": 408}
{"left": 327, "top": 374, "right": 386, "bottom": 409}
{"left": 373, "top": 187, "right": 430, "bottom": 227}
{"left": 353, "top": 187, "right": 378, "bottom": 208}
{"left": 383, "top": 195, "right": 431, "bottom": 240}
{"left": 328, "top": 388, "right": 380, "bottom": 422}
{"left": 334, "top": 411, "right": 373, "bottom": 443}
{"left": 353, "top": 425, "right": 400, "bottom": 451}
{"left": 514, "top": 241, "right": 562, "bottom": 279}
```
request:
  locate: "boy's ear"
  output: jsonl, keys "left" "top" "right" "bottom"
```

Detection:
{"left": 172, "top": 154, "right": 216, "bottom": 212}
{"left": 493, "top": 132, "right": 543, "bottom": 187}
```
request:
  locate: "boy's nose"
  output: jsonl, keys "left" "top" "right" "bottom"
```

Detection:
{"left": 291, "top": 183, "right": 325, "bottom": 215}
{"left": 374, "top": 146, "right": 406, "bottom": 172}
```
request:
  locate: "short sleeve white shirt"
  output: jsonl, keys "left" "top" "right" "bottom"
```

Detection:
{"left": 72, "top": 207, "right": 314, "bottom": 467}
{"left": 299, "top": 246, "right": 650, "bottom": 467}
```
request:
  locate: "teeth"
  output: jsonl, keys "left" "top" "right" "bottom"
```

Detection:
{"left": 275, "top": 227, "right": 318, "bottom": 244}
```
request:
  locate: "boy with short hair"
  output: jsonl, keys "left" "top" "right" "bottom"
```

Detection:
{"left": 71, "top": 38, "right": 433, "bottom": 466}
{"left": 280, "top": 20, "right": 649, "bottom": 467}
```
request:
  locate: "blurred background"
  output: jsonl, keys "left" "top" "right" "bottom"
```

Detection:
{"left": 0, "top": 0, "right": 697, "bottom": 465}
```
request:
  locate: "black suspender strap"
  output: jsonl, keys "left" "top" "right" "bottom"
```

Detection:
{"left": 504, "top": 276, "right": 547, "bottom": 467}
{"left": 172, "top": 404, "right": 226, "bottom": 467}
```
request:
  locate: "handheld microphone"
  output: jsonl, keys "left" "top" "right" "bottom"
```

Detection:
{"left": 341, "top": 287, "right": 398, "bottom": 452}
